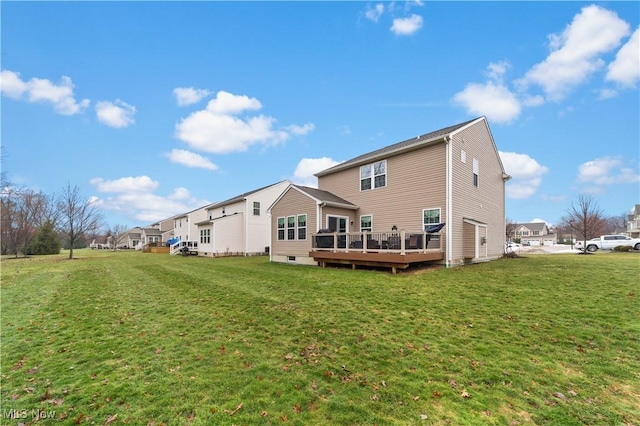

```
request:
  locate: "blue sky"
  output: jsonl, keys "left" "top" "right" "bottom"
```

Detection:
{"left": 2, "top": 1, "right": 638, "bottom": 229}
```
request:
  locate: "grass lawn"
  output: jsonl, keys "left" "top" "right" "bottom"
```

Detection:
{"left": 1, "top": 249, "right": 638, "bottom": 425}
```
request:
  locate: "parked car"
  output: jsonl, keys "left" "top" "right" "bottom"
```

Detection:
{"left": 575, "top": 235, "right": 640, "bottom": 252}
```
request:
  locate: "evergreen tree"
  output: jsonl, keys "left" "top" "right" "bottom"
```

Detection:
{"left": 27, "top": 221, "right": 62, "bottom": 255}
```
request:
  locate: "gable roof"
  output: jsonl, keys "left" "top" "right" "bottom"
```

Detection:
{"left": 316, "top": 117, "right": 482, "bottom": 177}
{"left": 292, "top": 185, "right": 358, "bottom": 209}
{"left": 204, "top": 180, "right": 290, "bottom": 210}
{"left": 516, "top": 222, "right": 548, "bottom": 232}
{"left": 268, "top": 184, "right": 358, "bottom": 212}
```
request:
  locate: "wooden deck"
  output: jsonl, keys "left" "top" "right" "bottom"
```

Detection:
{"left": 310, "top": 250, "right": 444, "bottom": 274}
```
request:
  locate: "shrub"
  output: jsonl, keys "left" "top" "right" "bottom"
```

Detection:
{"left": 26, "top": 221, "right": 61, "bottom": 255}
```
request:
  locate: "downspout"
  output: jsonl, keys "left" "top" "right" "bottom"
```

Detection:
{"left": 318, "top": 202, "right": 325, "bottom": 230}
{"left": 244, "top": 200, "right": 249, "bottom": 256}
{"left": 267, "top": 209, "right": 273, "bottom": 262}
{"left": 445, "top": 135, "right": 452, "bottom": 268}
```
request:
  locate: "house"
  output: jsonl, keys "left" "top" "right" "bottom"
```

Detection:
{"left": 514, "top": 222, "right": 556, "bottom": 246}
{"left": 139, "top": 225, "right": 163, "bottom": 249}
{"left": 626, "top": 204, "right": 640, "bottom": 238}
{"left": 190, "top": 180, "right": 291, "bottom": 257}
{"left": 269, "top": 116, "right": 510, "bottom": 272}
{"left": 122, "top": 227, "right": 142, "bottom": 249}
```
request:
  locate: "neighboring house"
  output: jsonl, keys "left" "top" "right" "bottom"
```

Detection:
{"left": 140, "top": 226, "right": 163, "bottom": 247}
{"left": 627, "top": 204, "right": 640, "bottom": 238}
{"left": 192, "top": 180, "right": 291, "bottom": 257}
{"left": 122, "top": 227, "right": 142, "bottom": 249}
{"left": 269, "top": 116, "right": 510, "bottom": 271}
{"left": 514, "top": 222, "right": 556, "bottom": 246}
{"left": 171, "top": 213, "right": 190, "bottom": 242}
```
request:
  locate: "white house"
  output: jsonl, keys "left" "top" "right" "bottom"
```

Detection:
{"left": 192, "top": 180, "right": 291, "bottom": 257}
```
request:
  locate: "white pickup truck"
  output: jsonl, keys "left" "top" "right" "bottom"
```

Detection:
{"left": 575, "top": 235, "right": 640, "bottom": 252}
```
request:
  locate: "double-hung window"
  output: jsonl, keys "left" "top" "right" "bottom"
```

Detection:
{"left": 287, "top": 216, "right": 296, "bottom": 240}
{"left": 360, "top": 215, "right": 372, "bottom": 233}
{"left": 423, "top": 208, "right": 441, "bottom": 230}
{"left": 297, "top": 214, "right": 307, "bottom": 240}
{"left": 277, "top": 217, "right": 285, "bottom": 240}
{"left": 253, "top": 202, "right": 260, "bottom": 216}
{"left": 360, "top": 160, "right": 387, "bottom": 191}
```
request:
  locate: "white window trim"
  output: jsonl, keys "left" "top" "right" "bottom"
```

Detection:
{"left": 473, "top": 158, "right": 479, "bottom": 187}
{"left": 297, "top": 214, "right": 307, "bottom": 241}
{"left": 422, "top": 207, "right": 442, "bottom": 230}
{"left": 286, "top": 215, "right": 296, "bottom": 241}
{"left": 277, "top": 216, "right": 285, "bottom": 241}
{"left": 326, "top": 215, "right": 350, "bottom": 233}
{"left": 360, "top": 214, "right": 373, "bottom": 233}
{"left": 360, "top": 159, "right": 387, "bottom": 191}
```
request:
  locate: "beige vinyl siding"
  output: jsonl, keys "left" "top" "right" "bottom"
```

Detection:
{"left": 463, "top": 221, "right": 476, "bottom": 259}
{"left": 319, "top": 143, "right": 447, "bottom": 234}
{"left": 450, "top": 121, "right": 506, "bottom": 263}
{"left": 270, "top": 188, "right": 317, "bottom": 258}
{"left": 319, "top": 206, "right": 356, "bottom": 231}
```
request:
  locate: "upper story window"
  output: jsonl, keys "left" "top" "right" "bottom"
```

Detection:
{"left": 253, "top": 201, "right": 260, "bottom": 216}
{"left": 360, "top": 160, "right": 387, "bottom": 191}
{"left": 473, "top": 159, "right": 479, "bottom": 187}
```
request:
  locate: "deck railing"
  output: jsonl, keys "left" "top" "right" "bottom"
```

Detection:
{"left": 310, "top": 230, "right": 443, "bottom": 254}
{"left": 170, "top": 240, "right": 199, "bottom": 255}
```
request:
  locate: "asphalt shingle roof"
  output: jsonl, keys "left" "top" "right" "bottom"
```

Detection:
{"left": 316, "top": 117, "right": 480, "bottom": 176}
{"left": 292, "top": 185, "right": 357, "bottom": 208}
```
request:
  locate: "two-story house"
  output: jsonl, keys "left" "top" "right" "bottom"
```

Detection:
{"left": 627, "top": 204, "right": 640, "bottom": 238}
{"left": 269, "top": 116, "right": 510, "bottom": 272}
{"left": 192, "top": 180, "right": 291, "bottom": 257}
{"left": 514, "top": 222, "right": 556, "bottom": 246}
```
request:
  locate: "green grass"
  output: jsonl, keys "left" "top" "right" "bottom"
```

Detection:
{"left": 1, "top": 249, "right": 638, "bottom": 425}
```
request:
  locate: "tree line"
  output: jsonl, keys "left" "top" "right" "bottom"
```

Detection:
{"left": 1, "top": 182, "right": 124, "bottom": 259}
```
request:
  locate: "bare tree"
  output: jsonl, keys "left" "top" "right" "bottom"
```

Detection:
{"left": 505, "top": 218, "right": 518, "bottom": 243}
{"left": 107, "top": 224, "right": 129, "bottom": 250}
{"left": 604, "top": 212, "right": 628, "bottom": 234}
{"left": 564, "top": 194, "right": 607, "bottom": 253}
{"left": 57, "top": 183, "right": 103, "bottom": 259}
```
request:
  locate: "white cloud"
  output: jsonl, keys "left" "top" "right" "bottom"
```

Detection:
{"left": 0, "top": 70, "right": 28, "bottom": 98}
{"left": 292, "top": 157, "right": 342, "bottom": 188}
{"left": 606, "top": 27, "right": 640, "bottom": 88}
{"left": 453, "top": 81, "right": 521, "bottom": 124}
{"left": 285, "top": 123, "right": 315, "bottom": 135}
{"left": 95, "top": 99, "right": 136, "bottom": 128}
{"left": 175, "top": 90, "right": 314, "bottom": 154}
{"left": 390, "top": 14, "right": 423, "bottom": 36}
{"left": 365, "top": 4, "right": 384, "bottom": 22}
{"left": 90, "top": 176, "right": 159, "bottom": 193}
{"left": 577, "top": 156, "right": 640, "bottom": 186}
{"left": 90, "top": 176, "right": 209, "bottom": 223}
{"left": 0, "top": 70, "right": 89, "bottom": 115}
{"left": 516, "top": 5, "right": 630, "bottom": 101}
{"left": 173, "top": 87, "right": 212, "bottom": 106}
{"left": 499, "top": 151, "right": 549, "bottom": 199}
{"left": 206, "top": 90, "right": 262, "bottom": 115}
{"left": 166, "top": 149, "right": 218, "bottom": 171}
